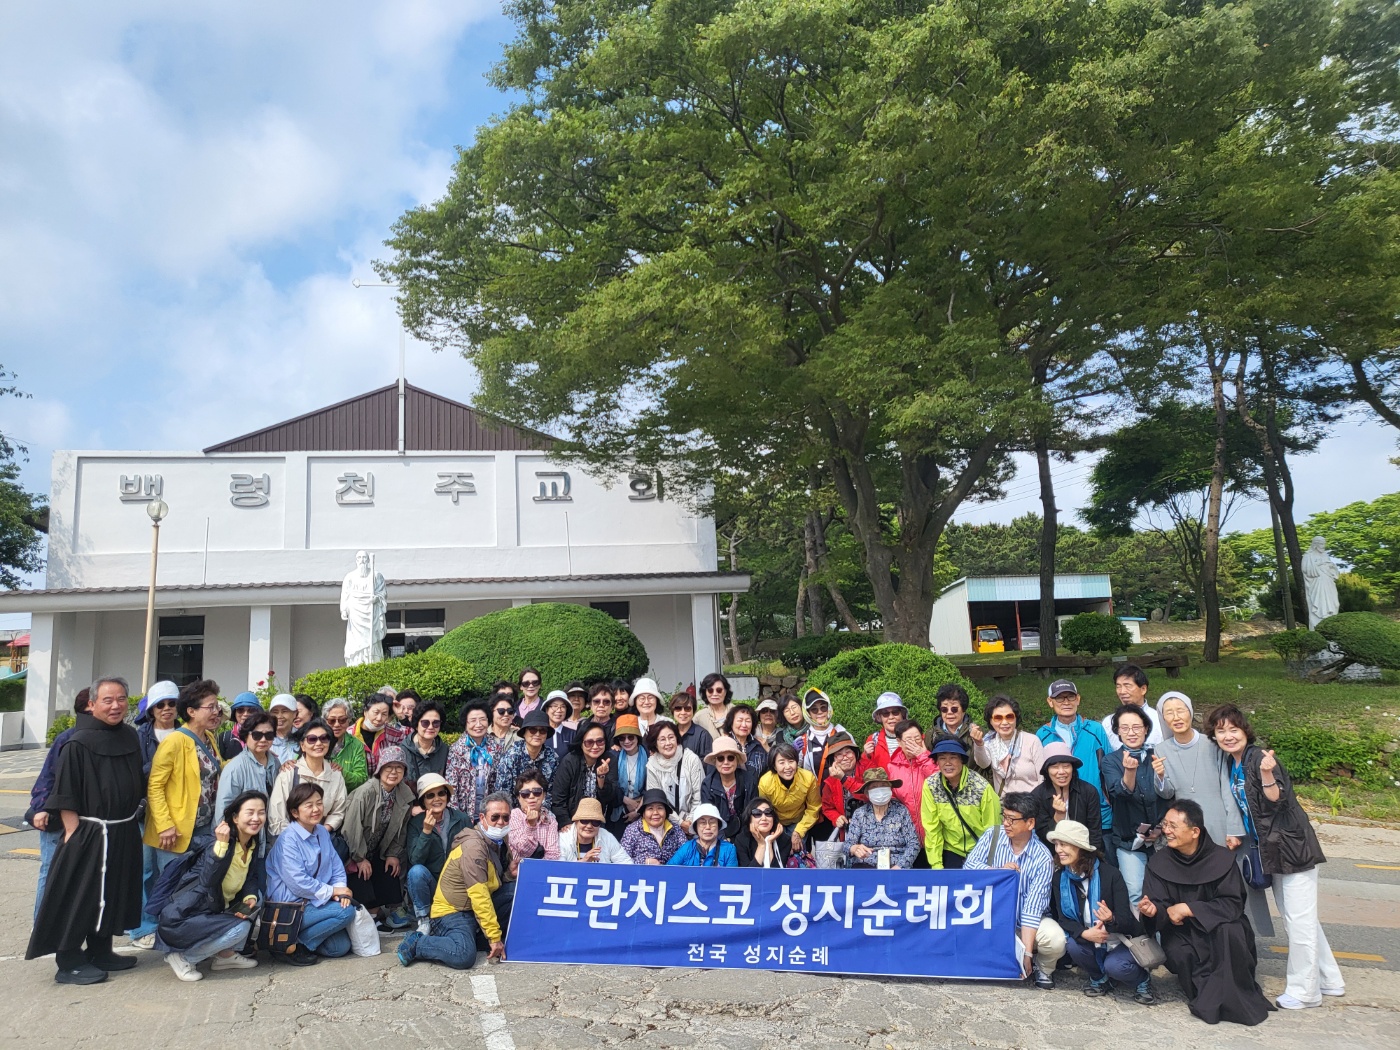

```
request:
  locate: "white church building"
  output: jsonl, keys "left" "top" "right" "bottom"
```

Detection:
{"left": 3, "top": 383, "right": 748, "bottom": 746}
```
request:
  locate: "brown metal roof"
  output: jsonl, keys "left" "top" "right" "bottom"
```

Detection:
{"left": 203, "top": 383, "right": 555, "bottom": 453}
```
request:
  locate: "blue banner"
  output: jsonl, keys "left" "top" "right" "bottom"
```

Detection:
{"left": 505, "top": 860, "right": 1021, "bottom": 979}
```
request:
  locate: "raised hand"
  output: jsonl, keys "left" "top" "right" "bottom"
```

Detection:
{"left": 1260, "top": 749, "right": 1278, "bottom": 775}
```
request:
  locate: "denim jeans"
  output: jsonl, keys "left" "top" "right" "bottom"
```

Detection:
{"left": 1116, "top": 848, "right": 1149, "bottom": 911}
{"left": 410, "top": 882, "right": 517, "bottom": 970}
{"left": 178, "top": 920, "right": 253, "bottom": 964}
{"left": 126, "top": 842, "right": 164, "bottom": 939}
{"left": 1065, "top": 935, "right": 1148, "bottom": 987}
{"left": 300, "top": 900, "right": 355, "bottom": 956}
{"left": 406, "top": 864, "right": 437, "bottom": 918}
{"left": 34, "top": 827, "right": 61, "bottom": 922}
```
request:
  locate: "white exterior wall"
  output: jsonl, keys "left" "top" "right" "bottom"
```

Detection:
{"left": 928, "top": 582, "right": 973, "bottom": 655}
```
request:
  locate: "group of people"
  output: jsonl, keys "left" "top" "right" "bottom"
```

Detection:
{"left": 24, "top": 665, "right": 1341, "bottom": 1027}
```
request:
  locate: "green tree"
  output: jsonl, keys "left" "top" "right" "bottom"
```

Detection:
{"left": 380, "top": 0, "right": 1354, "bottom": 644}
{"left": 0, "top": 366, "right": 45, "bottom": 589}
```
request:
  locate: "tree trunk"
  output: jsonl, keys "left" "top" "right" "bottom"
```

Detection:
{"left": 725, "top": 528, "right": 743, "bottom": 663}
{"left": 1201, "top": 340, "right": 1230, "bottom": 663}
{"left": 794, "top": 574, "right": 808, "bottom": 638}
{"left": 1271, "top": 501, "right": 1295, "bottom": 629}
{"left": 1035, "top": 437, "right": 1059, "bottom": 656}
{"left": 809, "top": 508, "right": 863, "bottom": 633}
{"left": 802, "top": 510, "right": 827, "bottom": 634}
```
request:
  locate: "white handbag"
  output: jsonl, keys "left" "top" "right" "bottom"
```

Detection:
{"left": 347, "top": 904, "right": 382, "bottom": 957}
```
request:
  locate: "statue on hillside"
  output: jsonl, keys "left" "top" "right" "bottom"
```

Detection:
{"left": 341, "top": 550, "right": 387, "bottom": 666}
{"left": 1302, "top": 535, "right": 1340, "bottom": 630}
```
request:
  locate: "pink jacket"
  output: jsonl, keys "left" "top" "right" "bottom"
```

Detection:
{"left": 508, "top": 807, "right": 561, "bottom": 861}
{"left": 887, "top": 747, "right": 937, "bottom": 841}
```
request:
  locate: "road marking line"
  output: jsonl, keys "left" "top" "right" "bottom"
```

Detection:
{"left": 1355, "top": 864, "right": 1400, "bottom": 871}
{"left": 1269, "top": 946, "right": 1387, "bottom": 963}
{"left": 471, "top": 975, "right": 514, "bottom": 1050}
{"left": 8, "top": 847, "right": 39, "bottom": 855}
{"left": 0, "top": 789, "right": 30, "bottom": 794}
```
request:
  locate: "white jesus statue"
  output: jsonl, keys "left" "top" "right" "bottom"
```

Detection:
{"left": 1302, "top": 535, "right": 1340, "bottom": 630}
{"left": 341, "top": 550, "right": 387, "bottom": 666}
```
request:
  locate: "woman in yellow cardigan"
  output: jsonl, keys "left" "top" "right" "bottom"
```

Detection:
{"left": 144, "top": 682, "right": 227, "bottom": 864}
{"left": 757, "top": 743, "right": 820, "bottom": 854}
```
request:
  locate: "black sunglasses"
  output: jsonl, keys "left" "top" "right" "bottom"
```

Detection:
{"left": 521, "top": 679, "right": 541, "bottom": 687}
{"left": 576, "top": 819, "right": 602, "bottom": 828}
{"left": 247, "top": 730, "right": 275, "bottom": 741}
{"left": 494, "top": 707, "right": 515, "bottom": 716}
{"left": 302, "top": 734, "right": 330, "bottom": 745}
{"left": 519, "top": 787, "right": 545, "bottom": 798}
{"left": 151, "top": 700, "right": 175, "bottom": 710}
{"left": 419, "top": 718, "right": 442, "bottom": 728}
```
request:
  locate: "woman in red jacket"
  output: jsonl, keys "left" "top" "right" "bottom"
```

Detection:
{"left": 857, "top": 692, "right": 908, "bottom": 778}
{"left": 818, "top": 735, "right": 864, "bottom": 839}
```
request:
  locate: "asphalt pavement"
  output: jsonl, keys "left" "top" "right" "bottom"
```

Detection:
{"left": 1, "top": 747, "right": 1397, "bottom": 1050}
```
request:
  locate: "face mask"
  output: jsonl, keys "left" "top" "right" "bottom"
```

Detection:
{"left": 867, "top": 786, "right": 893, "bottom": 806}
{"left": 482, "top": 823, "right": 509, "bottom": 843}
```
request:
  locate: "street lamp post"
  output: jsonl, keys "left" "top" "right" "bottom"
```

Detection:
{"left": 140, "top": 499, "right": 168, "bottom": 693}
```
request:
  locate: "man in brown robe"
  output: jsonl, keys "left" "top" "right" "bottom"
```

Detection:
{"left": 1140, "top": 799, "right": 1274, "bottom": 1026}
{"left": 27, "top": 676, "right": 145, "bottom": 985}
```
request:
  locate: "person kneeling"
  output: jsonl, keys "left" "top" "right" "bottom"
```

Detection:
{"left": 266, "top": 783, "right": 356, "bottom": 964}
{"left": 1046, "top": 819, "right": 1155, "bottom": 1004}
{"left": 157, "top": 791, "right": 267, "bottom": 982}
{"left": 1140, "top": 800, "right": 1273, "bottom": 1026}
{"left": 964, "top": 792, "right": 1058, "bottom": 988}
{"left": 667, "top": 804, "right": 737, "bottom": 866}
{"left": 397, "top": 793, "right": 517, "bottom": 969}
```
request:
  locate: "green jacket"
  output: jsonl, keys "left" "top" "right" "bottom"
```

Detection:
{"left": 331, "top": 733, "right": 369, "bottom": 794}
{"left": 920, "top": 767, "right": 1001, "bottom": 868}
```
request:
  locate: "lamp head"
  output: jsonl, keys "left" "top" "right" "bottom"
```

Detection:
{"left": 147, "top": 499, "right": 168, "bottom": 523}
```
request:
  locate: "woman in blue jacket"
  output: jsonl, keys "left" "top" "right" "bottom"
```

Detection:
{"left": 667, "top": 804, "right": 737, "bottom": 866}
{"left": 156, "top": 790, "right": 267, "bottom": 982}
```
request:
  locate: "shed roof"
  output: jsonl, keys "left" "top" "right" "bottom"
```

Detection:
{"left": 204, "top": 383, "right": 555, "bottom": 454}
{"left": 943, "top": 574, "right": 1112, "bottom": 602}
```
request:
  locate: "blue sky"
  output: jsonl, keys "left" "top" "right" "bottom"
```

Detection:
{"left": 2, "top": 0, "right": 1397, "bottom": 630}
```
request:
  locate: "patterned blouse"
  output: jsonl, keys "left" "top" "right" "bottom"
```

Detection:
{"left": 494, "top": 741, "right": 559, "bottom": 805}
{"left": 620, "top": 819, "right": 689, "bottom": 865}
{"left": 843, "top": 801, "right": 921, "bottom": 870}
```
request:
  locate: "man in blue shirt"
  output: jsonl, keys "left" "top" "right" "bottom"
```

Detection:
{"left": 965, "top": 792, "right": 1060, "bottom": 988}
{"left": 1035, "top": 680, "right": 1112, "bottom": 836}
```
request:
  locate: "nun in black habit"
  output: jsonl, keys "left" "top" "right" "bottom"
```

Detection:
{"left": 26, "top": 685, "right": 146, "bottom": 986}
{"left": 1139, "top": 798, "right": 1274, "bottom": 1026}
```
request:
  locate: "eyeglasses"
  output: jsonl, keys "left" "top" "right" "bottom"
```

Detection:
{"left": 196, "top": 702, "right": 221, "bottom": 713}
{"left": 421, "top": 789, "right": 449, "bottom": 801}
{"left": 419, "top": 719, "right": 442, "bottom": 728}
{"left": 671, "top": 706, "right": 694, "bottom": 714}
{"left": 521, "top": 679, "right": 541, "bottom": 688}
{"left": 990, "top": 714, "right": 1017, "bottom": 723}
{"left": 705, "top": 686, "right": 727, "bottom": 694}
{"left": 494, "top": 707, "right": 515, "bottom": 716}
{"left": 938, "top": 705, "right": 962, "bottom": 715}
{"left": 248, "top": 730, "right": 275, "bottom": 741}
{"left": 482, "top": 812, "right": 511, "bottom": 825}
{"left": 302, "top": 734, "right": 330, "bottom": 745}
{"left": 1051, "top": 694, "right": 1079, "bottom": 703}
{"left": 1002, "top": 814, "right": 1031, "bottom": 826}
{"left": 879, "top": 709, "right": 904, "bottom": 718}
{"left": 576, "top": 819, "right": 602, "bottom": 828}
{"left": 519, "top": 787, "right": 545, "bottom": 798}
{"left": 582, "top": 738, "right": 606, "bottom": 748}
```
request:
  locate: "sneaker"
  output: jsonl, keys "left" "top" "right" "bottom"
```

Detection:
{"left": 1321, "top": 986, "right": 1346, "bottom": 998}
{"left": 130, "top": 934, "right": 157, "bottom": 950}
{"left": 384, "top": 907, "right": 416, "bottom": 930}
{"left": 1133, "top": 980, "right": 1157, "bottom": 1006}
{"left": 1276, "top": 994, "right": 1320, "bottom": 1010}
{"left": 210, "top": 953, "right": 258, "bottom": 971}
{"left": 165, "top": 953, "right": 203, "bottom": 983}
{"left": 282, "top": 946, "right": 320, "bottom": 966}
{"left": 88, "top": 950, "right": 138, "bottom": 971}
{"left": 1084, "top": 978, "right": 1111, "bottom": 997}
{"left": 1032, "top": 963, "right": 1055, "bottom": 990}
{"left": 55, "top": 963, "right": 107, "bottom": 986}
{"left": 397, "top": 931, "right": 422, "bottom": 968}
{"left": 416, "top": 917, "right": 431, "bottom": 937}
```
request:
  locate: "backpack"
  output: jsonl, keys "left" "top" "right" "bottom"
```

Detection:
{"left": 146, "top": 849, "right": 201, "bottom": 919}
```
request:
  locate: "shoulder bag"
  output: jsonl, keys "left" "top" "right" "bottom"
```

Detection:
{"left": 256, "top": 900, "right": 305, "bottom": 954}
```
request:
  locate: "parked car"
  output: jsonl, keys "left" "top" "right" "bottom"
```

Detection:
{"left": 1018, "top": 629, "right": 1040, "bottom": 651}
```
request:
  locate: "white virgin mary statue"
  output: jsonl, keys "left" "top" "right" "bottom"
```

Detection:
{"left": 1302, "top": 535, "right": 1341, "bottom": 630}
{"left": 341, "top": 550, "right": 388, "bottom": 666}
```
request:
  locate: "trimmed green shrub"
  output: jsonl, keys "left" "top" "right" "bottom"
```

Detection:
{"left": 1316, "top": 612, "right": 1400, "bottom": 670}
{"left": 1338, "top": 572, "right": 1379, "bottom": 613}
{"left": 294, "top": 649, "right": 483, "bottom": 705}
{"left": 805, "top": 643, "right": 986, "bottom": 744}
{"left": 1269, "top": 629, "right": 1328, "bottom": 663}
{"left": 1255, "top": 723, "right": 1394, "bottom": 788}
{"left": 47, "top": 713, "right": 74, "bottom": 746}
{"left": 1059, "top": 612, "right": 1132, "bottom": 656}
{"left": 780, "top": 633, "right": 880, "bottom": 671}
{"left": 433, "top": 602, "right": 649, "bottom": 688}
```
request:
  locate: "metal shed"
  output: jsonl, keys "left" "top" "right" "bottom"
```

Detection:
{"left": 928, "top": 574, "right": 1114, "bottom": 655}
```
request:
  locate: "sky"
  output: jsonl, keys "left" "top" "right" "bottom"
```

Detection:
{"left": 1, "top": 0, "right": 1397, "bottom": 632}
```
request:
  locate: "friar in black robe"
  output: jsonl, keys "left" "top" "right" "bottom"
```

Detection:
{"left": 27, "top": 709, "right": 145, "bottom": 984}
{"left": 1140, "top": 802, "right": 1274, "bottom": 1026}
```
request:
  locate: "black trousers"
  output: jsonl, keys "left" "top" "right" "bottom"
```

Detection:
{"left": 346, "top": 852, "right": 403, "bottom": 910}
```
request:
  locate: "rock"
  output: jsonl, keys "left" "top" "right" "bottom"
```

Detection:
{"left": 782, "top": 676, "right": 799, "bottom": 688}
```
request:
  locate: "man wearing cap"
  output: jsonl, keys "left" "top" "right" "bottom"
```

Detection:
{"left": 558, "top": 798, "right": 632, "bottom": 863}
{"left": 667, "top": 804, "right": 738, "bottom": 866}
{"left": 494, "top": 708, "right": 560, "bottom": 806}
{"left": 217, "top": 692, "right": 265, "bottom": 761}
{"left": 268, "top": 693, "right": 301, "bottom": 767}
{"left": 965, "top": 791, "right": 1059, "bottom": 986}
{"left": 920, "top": 738, "right": 1001, "bottom": 869}
{"left": 857, "top": 692, "right": 907, "bottom": 777}
{"left": 397, "top": 792, "right": 515, "bottom": 969}
{"left": 1035, "top": 679, "right": 1113, "bottom": 837}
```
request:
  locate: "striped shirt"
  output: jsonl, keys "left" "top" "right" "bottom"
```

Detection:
{"left": 964, "top": 827, "right": 1054, "bottom": 930}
